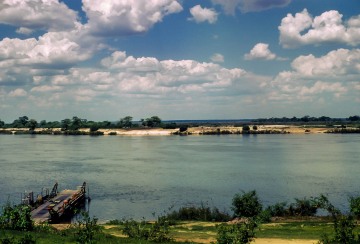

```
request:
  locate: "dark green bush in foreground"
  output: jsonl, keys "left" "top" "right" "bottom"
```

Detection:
{"left": 122, "top": 217, "right": 172, "bottom": 242}
{"left": 349, "top": 196, "right": 360, "bottom": 219}
{"left": 0, "top": 203, "right": 33, "bottom": 231}
{"left": 232, "top": 190, "right": 262, "bottom": 218}
{"left": 71, "top": 211, "right": 101, "bottom": 244}
{"left": 216, "top": 219, "right": 257, "bottom": 244}
{"left": 166, "top": 203, "right": 231, "bottom": 222}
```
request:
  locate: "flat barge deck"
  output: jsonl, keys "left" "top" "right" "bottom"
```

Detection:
{"left": 31, "top": 182, "right": 87, "bottom": 223}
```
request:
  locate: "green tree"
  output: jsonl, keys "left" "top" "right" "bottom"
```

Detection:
{"left": 142, "top": 116, "right": 162, "bottom": 127}
{"left": 19, "top": 116, "right": 29, "bottom": 126}
{"left": 118, "top": 116, "right": 133, "bottom": 128}
{"left": 232, "top": 190, "right": 262, "bottom": 218}
{"left": 11, "top": 116, "right": 29, "bottom": 128}
{"left": 70, "top": 116, "right": 83, "bottom": 130}
{"left": 61, "top": 118, "right": 71, "bottom": 131}
{"left": 39, "top": 120, "right": 47, "bottom": 128}
{"left": 348, "top": 115, "right": 360, "bottom": 121}
{"left": 0, "top": 119, "right": 4, "bottom": 128}
{"left": 100, "top": 120, "right": 112, "bottom": 128}
{"left": 26, "top": 119, "right": 38, "bottom": 131}
{"left": 89, "top": 123, "right": 100, "bottom": 132}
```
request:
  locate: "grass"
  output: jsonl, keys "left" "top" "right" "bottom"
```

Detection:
{"left": 2, "top": 219, "right": 360, "bottom": 243}
{"left": 103, "top": 219, "right": 357, "bottom": 243}
{"left": 256, "top": 221, "right": 334, "bottom": 239}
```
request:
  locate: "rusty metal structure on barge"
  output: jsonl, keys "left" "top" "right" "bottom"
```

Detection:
{"left": 24, "top": 182, "right": 87, "bottom": 223}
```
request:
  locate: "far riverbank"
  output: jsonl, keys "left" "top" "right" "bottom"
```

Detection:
{"left": 1, "top": 125, "right": 359, "bottom": 135}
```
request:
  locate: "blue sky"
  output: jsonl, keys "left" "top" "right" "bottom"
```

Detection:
{"left": 0, "top": 0, "right": 359, "bottom": 122}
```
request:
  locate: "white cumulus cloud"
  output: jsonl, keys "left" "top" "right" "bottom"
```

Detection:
{"left": 0, "top": 0, "right": 79, "bottom": 32}
{"left": 189, "top": 5, "right": 218, "bottom": 24}
{"left": 82, "top": 0, "right": 183, "bottom": 36}
{"left": 244, "top": 43, "right": 277, "bottom": 60}
{"left": 291, "top": 48, "right": 360, "bottom": 77}
{"left": 279, "top": 9, "right": 360, "bottom": 48}
{"left": 268, "top": 48, "right": 360, "bottom": 103}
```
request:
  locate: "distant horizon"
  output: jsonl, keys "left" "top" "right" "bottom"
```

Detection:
{"left": 1, "top": 115, "right": 358, "bottom": 124}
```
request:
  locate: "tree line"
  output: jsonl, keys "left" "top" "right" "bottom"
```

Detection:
{"left": 255, "top": 115, "right": 360, "bottom": 123}
{"left": 0, "top": 115, "right": 359, "bottom": 131}
{"left": 0, "top": 115, "right": 176, "bottom": 131}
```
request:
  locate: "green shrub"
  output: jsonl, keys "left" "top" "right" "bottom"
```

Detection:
{"left": 122, "top": 217, "right": 172, "bottom": 242}
{"left": 232, "top": 190, "right": 262, "bottom": 218}
{"left": 256, "top": 209, "right": 272, "bottom": 223}
{"left": 0, "top": 203, "right": 33, "bottom": 231}
{"left": 349, "top": 196, "right": 360, "bottom": 219}
{"left": 17, "top": 233, "right": 36, "bottom": 244}
{"left": 72, "top": 211, "right": 101, "bottom": 244}
{"left": 319, "top": 215, "right": 359, "bottom": 244}
{"left": 266, "top": 202, "right": 288, "bottom": 217}
{"left": 216, "top": 219, "right": 257, "bottom": 244}
{"left": 288, "top": 197, "right": 319, "bottom": 216}
{"left": 0, "top": 236, "right": 15, "bottom": 244}
{"left": 242, "top": 125, "right": 250, "bottom": 131}
{"left": 166, "top": 204, "right": 231, "bottom": 222}
{"left": 179, "top": 126, "right": 188, "bottom": 132}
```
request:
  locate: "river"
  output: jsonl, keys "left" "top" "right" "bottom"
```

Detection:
{"left": 0, "top": 134, "right": 359, "bottom": 221}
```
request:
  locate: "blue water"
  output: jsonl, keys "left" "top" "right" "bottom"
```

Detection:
{"left": 0, "top": 134, "right": 359, "bottom": 221}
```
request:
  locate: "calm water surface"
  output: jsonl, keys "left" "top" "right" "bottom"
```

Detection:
{"left": 0, "top": 134, "right": 359, "bottom": 221}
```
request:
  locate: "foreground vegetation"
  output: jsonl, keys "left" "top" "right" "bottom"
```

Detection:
{"left": 1, "top": 191, "right": 360, "bottom": 243}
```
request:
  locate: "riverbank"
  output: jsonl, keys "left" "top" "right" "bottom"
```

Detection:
{"left": 1, "top": 125, "right": 358, "bottom": 135}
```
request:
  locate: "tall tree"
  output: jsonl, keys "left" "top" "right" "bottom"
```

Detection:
{"left": 19, "top": 116, "right": 29, "bottom": 126}
{"left": 71, "top": 116, "right": 83, "bottom": 130}
{"left": 118, "top": 116, "right": 133, "bottom": 128}
{"left": 27, "top": 119, "right": 38, "bottom": 131}
{"left": 0, "top": 119, "right": 4, "bottom": 128}
{"left": 39, "top": 120, "right": 47, "bottom": 128}
{"left": 61, "top": 118, "right": 71, "bottom": 131}
{"left": 142, "top": 116, "right": 162, "bottom": 127}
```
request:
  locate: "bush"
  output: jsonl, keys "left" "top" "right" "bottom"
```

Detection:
{"left": 0, "top": 203, "right": 34, "bottom": 231}
{"left": 179, "top": 126, "right": 188, "bottom": 132}
{"left": 18, "top": 233, "right": 36, "bottom": 244}
{"left": 71, "top": 211, "right": 101, "bottom": 244}
{"left": 266, "top": 202, "right": 288, "bottom": 217}
{"left": 288, "top": 197, "right": 319, "bottom": 216}
{"left": 319, "top": 215, "right": 359, "bottom": 244}
{"left": 242, "top": 125, "right": 250, "bottom": 132}
{"left": 216, "top": 220, "right": 257, "bottom": 244}
{"left": 122, "top": 217, "right": 172, "bottom": 242}
{"left": 232, "top": 190, "right": 262, "bottom": 218}
{"left": 349, "top": 196, "right": 360, "bottom": 219}
{"left": 166, "top": 203, "right": 231, "bottom": 222}
{"left": 89, "top": 125, "right": 99, "bottom": 132}
{"left": 256, "top": 209, "right": 272, "bottom": 223}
